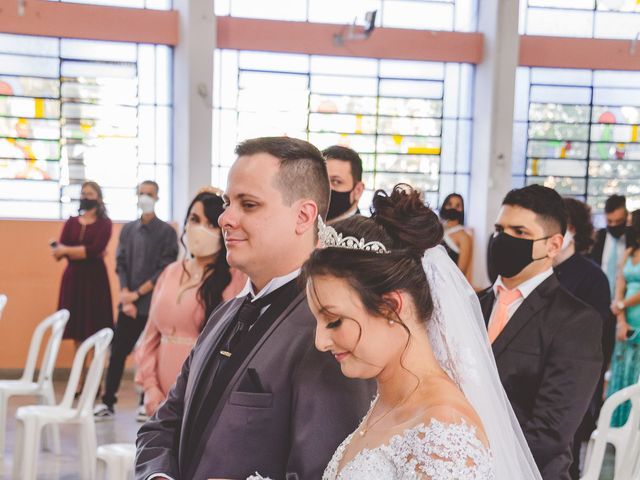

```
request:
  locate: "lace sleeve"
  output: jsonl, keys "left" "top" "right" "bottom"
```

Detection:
{"left": 397, "top": 419, "right": 495, "bottom": 480}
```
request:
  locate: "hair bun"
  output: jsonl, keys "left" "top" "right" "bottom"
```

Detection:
{"left": 371, "top": 184, "right": 443, "bottom": 255}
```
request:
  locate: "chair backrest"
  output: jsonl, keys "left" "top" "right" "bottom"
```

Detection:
{"left": 582, "top": 380, "right": 640, "bottom": 480}
{"left": 60, "top": 328, "right": 113, "bottom": 415}
{"left": 35, "top": 310, "right": 70, "bottom": 387}
{"left": 0, "top": 294, "right": 7, "bottom": 319}
{"left": 20, "top": 309, "right": 70, "bottom": 384}
{"left": 618, "top": 382, "right": 640, "bottom": 477}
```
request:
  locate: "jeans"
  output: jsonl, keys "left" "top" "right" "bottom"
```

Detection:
{"left": 101, "top": 311, "right": 147, "bottom": 408}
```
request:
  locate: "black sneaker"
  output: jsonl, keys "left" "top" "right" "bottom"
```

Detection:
{"left": 93, "top": 403, "right": 114, "bottom": 420}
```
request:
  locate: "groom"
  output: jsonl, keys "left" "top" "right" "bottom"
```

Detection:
{"left": 479, "top": 185, "right": 603, "bottom": 480}
{"left": 135, "top": 137, "right": 375, "bottom": 480}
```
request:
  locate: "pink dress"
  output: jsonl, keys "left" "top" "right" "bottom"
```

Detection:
{"left": 135, "top": 261, "right": 246, "bottom": 397}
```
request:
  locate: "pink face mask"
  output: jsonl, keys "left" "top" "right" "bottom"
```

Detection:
{"left": 185, "top": 224, "right": 222, "bottom": 258}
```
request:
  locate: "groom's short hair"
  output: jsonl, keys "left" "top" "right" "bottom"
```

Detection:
{"left": 502, "top": 184, "right": 567, "bottom": 236}
{"left": 235, "top": 137, "right": 330, "bottom": 219}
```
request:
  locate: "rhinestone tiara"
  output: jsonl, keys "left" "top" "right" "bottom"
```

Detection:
{"left": 317, "top": 216, "right": 390, "bottom": 254}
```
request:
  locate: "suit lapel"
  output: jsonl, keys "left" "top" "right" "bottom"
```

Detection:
{"left": 491, "top": 276, "right": 557, "bottom": 359}
{"left": 479, "top": 289, "right": 495, "bottom": 327}
{"left": 181, "top": 299, "right": 243, "bottom": 442}
{"left": 184, "top": 291, "right": 307, "bottom": 478}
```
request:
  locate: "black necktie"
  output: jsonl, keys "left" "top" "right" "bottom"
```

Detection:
{"left": 218, "top": 292, "right": 272, "bottom": 360}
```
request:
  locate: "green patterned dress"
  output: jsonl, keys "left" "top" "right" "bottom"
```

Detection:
{"left": 606, "top": 256, "right": 640, "bottom": 427}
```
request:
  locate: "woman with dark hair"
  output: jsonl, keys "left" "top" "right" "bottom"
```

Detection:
{"left": 553, "top": 198, "right": 613, "bottom": 479}
{"left": 135, "top": 188, "right": 245, "bottom": 417}
{"left": 439, "top": 193, "right": 473, "bottom": 278}
{"left": 250, "top": 185, "right": 540, "bottom": 479}
{"left": 607, "top": 209, "right": 640, "bottom": 427}
{"left": 53, "top": 180, "right": 113, "bottom": 349}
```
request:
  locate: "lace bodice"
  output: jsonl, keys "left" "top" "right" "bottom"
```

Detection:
{"left": 322, "top": 418, "right": 495, "bottom": 480}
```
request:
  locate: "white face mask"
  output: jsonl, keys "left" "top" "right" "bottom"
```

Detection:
{"left": 561, "top": 230, "right": 574, "bottom": 251}
{"left": 137, "top": 194, "right": 156, "bottom": 214}
{"left": 185, "top": 224, "right": 222, "bottom": 258}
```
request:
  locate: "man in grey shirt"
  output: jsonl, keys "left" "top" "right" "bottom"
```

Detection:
{"left": 94, "top": 180, "right": 178, "bottom": 418}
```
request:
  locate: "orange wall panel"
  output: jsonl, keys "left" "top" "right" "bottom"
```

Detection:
{"left": 0, "top": 0, "right": 178, "bottom": 45}
{"left": 0, "top": 219, "right": 122, "bottom": 369}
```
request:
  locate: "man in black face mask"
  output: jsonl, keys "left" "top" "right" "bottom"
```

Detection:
{"left": 322, "top": 146, "right": 365, "bottom": 224}
{"left": 589, "top": 194, "right": 635, "bottom": 297}
{"left": 478, "top": 185, "right": 603, "bottom": 480}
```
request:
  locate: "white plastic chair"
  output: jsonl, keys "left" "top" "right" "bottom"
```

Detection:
{"left": 12, "top": 327, "right": 114, "bottom": 480}
{"left": 0, "top": 294, "right": 7, "bottom": 319}
{"left": 0, "top": 309, "right": 69, "bottom": 458}
{"left": 581, "top": 380, "right": 640, "bottom": 480}
{"left": 96, "top": 443, "right": 136, "bottom": 480}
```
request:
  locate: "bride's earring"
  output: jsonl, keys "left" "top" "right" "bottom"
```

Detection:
{"left": 388, "top": 320, "right": 395, "bottom": 326}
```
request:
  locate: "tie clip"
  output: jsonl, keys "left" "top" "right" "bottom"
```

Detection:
{"left": 219, "top": 350, "right": 232, "bottom": 357}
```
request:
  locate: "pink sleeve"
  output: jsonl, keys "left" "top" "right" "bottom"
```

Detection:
{"left": 222, "top": 268, "right": 248, "bottom": 301}
{"left": 134, "top": 319, "right": 161, "bottom": 391}
{"left": 134, "top": 267, "right": 169, "bottom": 391}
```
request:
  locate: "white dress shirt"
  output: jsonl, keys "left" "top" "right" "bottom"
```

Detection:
{"left": 488, "top": 268, "right": 554, "bottom": 330}
{"left": 148, "top": 269, "right": 302, "bottom": 480}
{"left": 236, "top": 268, "right": 301, "bottom": 301}
{"left": 602, "top": 232, "right": 627, "bottom": 272}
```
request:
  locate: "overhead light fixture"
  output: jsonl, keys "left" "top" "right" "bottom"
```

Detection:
{"left": 333, "top": 10, "right": 377, "bottom": 47}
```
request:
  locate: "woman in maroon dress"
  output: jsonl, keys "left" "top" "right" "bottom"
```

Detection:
{"left": 52, "top": 181, "right": 114, "bottom": 352}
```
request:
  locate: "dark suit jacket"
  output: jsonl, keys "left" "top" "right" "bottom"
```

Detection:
{"left": 555, "top": 253, "right": 615, "bottom": 365}
{"left": 589, "top": 227, "right": 636, "bottom": 267}
{"left": 135, "top": 292, "right": 376, "bottom": 480}
{"left": 479, "top": 274, "right": 603, "bottom": 480}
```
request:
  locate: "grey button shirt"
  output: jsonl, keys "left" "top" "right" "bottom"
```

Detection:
{"left": 116, "top": 216, "right": 178, "bottom": 316}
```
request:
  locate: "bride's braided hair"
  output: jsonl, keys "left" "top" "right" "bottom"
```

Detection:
{"left": 302, "top": 184, "right": 443, "bottom": 324}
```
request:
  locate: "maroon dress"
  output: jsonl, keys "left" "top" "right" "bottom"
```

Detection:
{"left": 57, "top": 216, "right": 114, "bottom": 340}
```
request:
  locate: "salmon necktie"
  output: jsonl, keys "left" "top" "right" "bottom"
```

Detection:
{"left": 488, "top": 286, "right": 522, "bottom": 343}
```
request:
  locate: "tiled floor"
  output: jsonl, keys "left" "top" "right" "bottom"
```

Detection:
{"left": 0, "top": 379, "right": 140, "bottom": 480}
{"left": 0, "top": 379, "right": 618, "bottom": 480}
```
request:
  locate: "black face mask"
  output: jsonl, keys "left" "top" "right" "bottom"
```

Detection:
{"left": 607, "top": 224, "right": 626, "bottom": 239}
{"left": 327, "top": 189, "right": 354, "bottom": 221}
{"left": 441, "top": 208, "right": 464, "bottom": 224}
{"left": 489, "top": 232, "right": 550, "bottom": 279}
{"left": 79, "top": 198, "right": 99, "bottom": 212}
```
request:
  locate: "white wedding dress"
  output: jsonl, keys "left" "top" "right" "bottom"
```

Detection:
{"left": 248, "top": 245, "right": 541, "bottom": 480}
{"left": 322, "top": 412, "right": 494, "bottom": 479}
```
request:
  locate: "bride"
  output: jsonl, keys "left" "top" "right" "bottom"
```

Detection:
{"left": 247, "top": 184, "right": 541, "bottom": 479}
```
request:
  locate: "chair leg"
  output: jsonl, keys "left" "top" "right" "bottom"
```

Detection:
{"left": 0, "top": 392, "right": 7, "bottom": 459}
{"left": 40, "top": 389, "right": 61, "bottom": 455}
{"left": 79, "top": 419, "right": 97, "bottom": 480}
{"left": 13, "top": 417, "right": 41, "bottom": 480}
{"left": 96, "top": 457, "right": 106, "bottom": 480}
{"left": 12, "top": 418, "right": 23, "bottom": 479}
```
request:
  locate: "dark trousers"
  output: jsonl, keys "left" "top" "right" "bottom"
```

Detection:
{"left": 102, "top": 311, "right": 147, "bottom": 408}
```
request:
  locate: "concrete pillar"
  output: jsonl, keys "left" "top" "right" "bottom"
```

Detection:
{"left": 468, "top": 0, "right": 520, "bottom": 288}
{"left": 171, "top": 0, "right": 215, "bottom": 221}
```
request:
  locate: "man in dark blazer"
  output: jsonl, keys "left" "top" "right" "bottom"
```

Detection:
{"left": 322, "top": 145, "right": 365, "bottom": 223}
{"left": 589, "top": 194, "right": 635, "bottom": 296}
{"left": 554, "top": 198, "right": 615, "bottom": 479}
{"left": 135, "top": 137, "right": 375, "bottom": 480}
{"left": 479, "top": 185, "right": 603, "bottom": 480}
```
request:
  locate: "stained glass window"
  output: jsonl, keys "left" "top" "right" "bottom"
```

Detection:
{"left": 213, "top": 50, "right": 473, "bottom": 209}
{"left": 513, "top": 67, "right": 640, "bottom": 219}
{"left": 520, "top": 0, "right": 640, "bottom": 38}
{"left": 0, "top": 33, "right": 172, "bottom": 220}
{"left": 214, "top": 0, "right": 478, "bottom": 32}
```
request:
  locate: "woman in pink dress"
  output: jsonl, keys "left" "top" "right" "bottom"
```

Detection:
{"left": 135, "top": 189, "right": 246, "bottom": 416}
